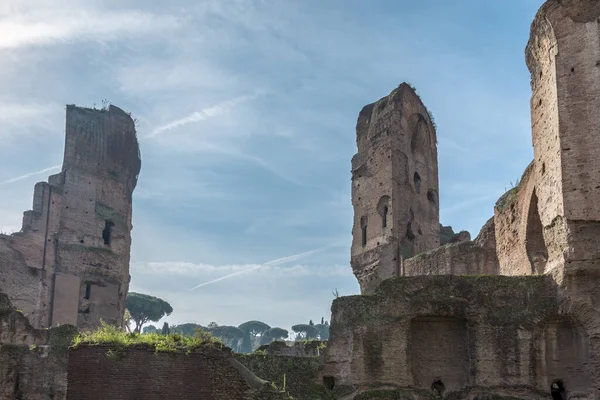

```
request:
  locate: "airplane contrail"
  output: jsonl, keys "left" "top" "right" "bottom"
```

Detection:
{"left": 0, "top": 164, "right": 61, "bottom": 185}
{"left": 188, "top": 244, "right": 339, "bottom": 291}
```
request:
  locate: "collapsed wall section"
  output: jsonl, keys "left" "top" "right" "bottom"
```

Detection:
{"left": 351, "top": 84, "right": 440, "bottom": 294}
{"left": 403, "top": 217, "right": 499, "bottom": 276}
{"left": 0, "top": 104, "right": 141, "bottom": 331}
{"left": 66, "top": 345, "right": 289, "bottom": 400}
{"left": 323, "top": 275, "right": 600, "bottom": 399}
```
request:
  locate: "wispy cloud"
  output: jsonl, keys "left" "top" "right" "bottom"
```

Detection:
{"left": 146, "top": 93, "right": 265, "bottom": 139}
{"left": 0, "top": 9, "right": 180, "bottom": 50}
{"left": 0, "top": 164, "right": 60, "bottom": 185}
{"left": 186, "top": 243, "right": 341, "bottom": 290}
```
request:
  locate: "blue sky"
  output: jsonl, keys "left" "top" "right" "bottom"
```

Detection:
{"left": 0, "top": 0, "right": 544, "bottom": 333}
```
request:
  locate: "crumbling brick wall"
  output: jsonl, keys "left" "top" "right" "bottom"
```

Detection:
{"left": 351, "top": 84, "right": 440, "bottom": 294}
{"left": 66, "top": 345, "right": 289, "bottom": 400}
{"left": 403, "top": 218, "right": 499, "bottom": 276}
{"left": 323, "top": 275, "right": 600, "bottom": 399}
{"left": 0, "top": 104, "right": 140, "bottom": 331}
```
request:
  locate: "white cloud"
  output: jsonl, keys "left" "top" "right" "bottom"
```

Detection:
{"left": 146, "top": 93, "right": 266, "bottom": 139}
{"left": 0, "top": 9, "right": 180, "bottom": 50}
{"left": 0, "top": 164, "right": 60, "bottom": 185}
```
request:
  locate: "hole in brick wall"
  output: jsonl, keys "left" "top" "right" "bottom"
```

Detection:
{"left": 526, "top": 190, "right": 548, "bottom": 274}
{"left": 431, "top": 380, "right": 445, "bottom": 396}
{"left": 84, "top": 283, "right": 92, "bottom": 300}
{"left": 80, "top": 239, "right": 84, "bottom": 244}
{"left": 103, "top": 220, "right": 114, "bottom": 245}
{"left": 542, "top": 162, "right": 546, "bottom": 175}
{"left": 427, "top": 189, "right": 437, "bottom": 205}
{"left": 414, "top": 172, "right": 422, "bottom": 194}
{"left": 406, "top": 222, "right": 415, "bottom": 241}
{"left": 551, "top": 380, "right": 565, "bottom": 400}
{"left": 539, "top": 99, "right": 542, "bottom": 106}
{"left": 382, "top": 206, "right": 388, "bottom": 228}
{"left": 323, "top": 376, "right": 335, "bottom": 390}
{"left": 571, "top": 67, "right": 575, "bottom": 72}
{"left": 360, "top": 216, "right": 368, "bottom": 247}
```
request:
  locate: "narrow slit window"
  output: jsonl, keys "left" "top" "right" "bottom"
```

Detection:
{"left": 360, "top": 216, "right": 368, "bottom": 247}
{"left": 84, "top": 283, "right": 92, "bottom": 300}
{"left": 382, "top": 206, "right": 388, "bottom": 228}
{"left": 414, "top": 172, "right": 422, "bottom": 194}
{"left": 102, "top": 220, "right": 114, "bottom": 245}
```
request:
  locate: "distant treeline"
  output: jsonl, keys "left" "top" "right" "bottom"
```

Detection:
{"left": 144, "top": 318, "right": 329, "bottom": 353}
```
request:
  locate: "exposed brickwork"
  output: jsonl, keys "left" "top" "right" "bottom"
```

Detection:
{"left": 0, "top": 105, "right": 140, "bottom": 331}
{"left": 351, "top": 83, "right": 440, "bottom": 294}
{"left": 67, "top": 345, "right": 288, "bottom": 400}
{"left": 237, "top": 353, "right": 325, "bottom": 399}
{"left": 326, "top": 2, "right": 600, "bottom": 398}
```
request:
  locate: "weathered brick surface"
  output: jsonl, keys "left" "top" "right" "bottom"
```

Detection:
{"left": 237, "top": 353, "right": 324, "bottom": 399}
{"left": 323, "top": 275, "right": 599, "bottom": 399}
{"left": 0, "top": 104, "right": 140, "bottom": 331}
{"left": 404, "top": 217, "right": 499, "bottom": 276}
{"left": 67, "top": 345, "right": 288, "bottom": 400}
{"left": 351, "top": 84, "right": 440, "bottom": 294}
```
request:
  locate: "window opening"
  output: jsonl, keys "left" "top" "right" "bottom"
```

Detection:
{"left": 84, "top": 283, "right": 92, "bottom": 300}
{"left": 102, "top": 220, "right": 114, "bottom": 245}
{"left": 360, "top": 216, "right": 368, "bottom": 247}
{"left": 382, "top": 206, "right": 388, "bottom": 228}
{"left": 414, "top": 172, "right": 422, "bottom": 194}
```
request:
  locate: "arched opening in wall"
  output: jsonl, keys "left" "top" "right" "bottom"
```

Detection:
{"left": 103, "top": 220, "right": 114, "bottom": 246}
{"left": 377, "top": 196, "right": 391, "bottom": 229}
{"left": 410, "top": 115, "right": 431, "bottom": 163}
{"left": 414, "top": 172, "right": 422, "bottom": 194}
{"left": 360, "top": 216, "right": 368, "bottom": 247}
{"left": 538, "top": 318, "right": 591, "bottom": 393}
{"left": 525, "top": 190, "right": 548, "bottom": 274}
{"left": 427, "top": 189, "right": 437, "bottom": 205}
{"left": 409, "top": 317, "right": 469, "bottom": 391}
{"left": 323, "top": 376, "right": 335, "bottom": 391}
{"left": 431, "top": 380, "right": 445, "bottom": 397}
{"left": 550, "top": 379, "right": 565, "bottom": 400}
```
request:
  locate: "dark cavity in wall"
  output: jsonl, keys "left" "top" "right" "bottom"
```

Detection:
{"left": 323, "top": 376, "right": 335, "bottom": 391}
{"left": 102, "top": 220, "right": 114, "bottom": 245}
{"left": 526, "top": 190, "right": 548, "bottom": 274}
{"left": 414, "top": 172, "right": 422, "bottom": 194}
{"left": 361, "top": 216, "right": 368, "bottom": 246}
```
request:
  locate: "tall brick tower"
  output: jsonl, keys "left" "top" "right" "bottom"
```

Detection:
{"left": 0, "top": 105, "right": 141, "bottom": 330}
{"left": 526, "top": 0, "right": 600, "bottom": 295}
{"left": 350, "top": 83, "right": 439, "bottom": 293}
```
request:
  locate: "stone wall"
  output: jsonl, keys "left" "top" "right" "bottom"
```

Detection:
{"left": 66, "top": 345, "right": 289, "bottom": 400}
{"left": 256, "top": 340, "right": 326, "bottom": 357}
{"left": 0, "top": 292, "right": 76, "bottom": 400}
{"left": 0, "top": 104, "right": 140, "bottom": 331}
{"left": 237, "top": 353, "right": 324, "bottom": 399}
{"left": 403, "top": 218, "right": 499, "bottom": 276}
{"left": 351, "top": 84, "right": 440, "bottom": 294}
{"left": 322, "top": 275, "right": 600, "bottom": 399}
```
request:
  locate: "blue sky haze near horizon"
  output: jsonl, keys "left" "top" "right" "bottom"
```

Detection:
{"left": 0, "top": 0, "right": 544, "bottom": 333}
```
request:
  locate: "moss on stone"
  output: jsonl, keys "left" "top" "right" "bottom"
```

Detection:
{"left": 48, "top": 324, "right": 79, "bottom": 358}
{"left": 236, "top": 354, "right": 324, "bottom": 399}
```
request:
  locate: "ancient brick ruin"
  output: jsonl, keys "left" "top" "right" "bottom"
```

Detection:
{"left": 324, "top": 0, "right": 600, "bottom": 399}
{"left": 0, "top": 105, "right": 140, "bottom": 331}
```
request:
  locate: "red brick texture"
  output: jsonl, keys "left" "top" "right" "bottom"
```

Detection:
{"left": 67, "top": 345, "right": 277, "bottom": 400}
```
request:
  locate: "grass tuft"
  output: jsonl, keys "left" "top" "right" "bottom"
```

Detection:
{"left": 73, "top": 321, "right": 224, "bottom": 355}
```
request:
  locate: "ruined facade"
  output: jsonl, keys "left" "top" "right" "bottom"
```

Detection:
{"left": 324, "top": 0, "right": 600, "bottom": 398}
{"left": 0, "top": 104, "right": 140, "bottom": 331}
{"left": 351, "top": 84, "right": 440, "bottom": 293}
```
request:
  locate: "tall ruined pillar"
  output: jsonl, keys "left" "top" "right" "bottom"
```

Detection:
{"left": 0, "top": 105, "right": 141, "bottom": 331}
{"left": 526, "top": 0, "right": 600, "bottom": 295}
{"left": 350, "top": 83, "right": 439, "bottom": 294}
